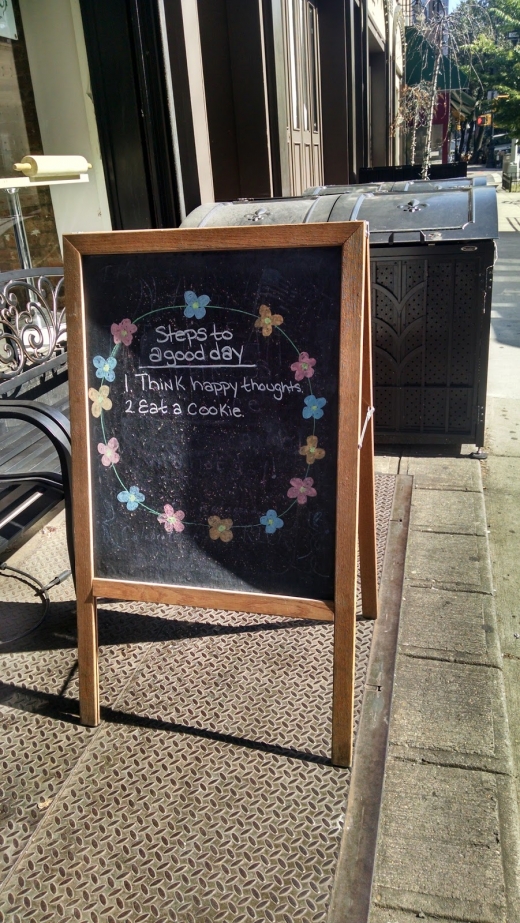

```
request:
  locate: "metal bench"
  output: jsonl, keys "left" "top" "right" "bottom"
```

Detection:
{"left": 0, "top": 267, "right": 74, "bottom": 574}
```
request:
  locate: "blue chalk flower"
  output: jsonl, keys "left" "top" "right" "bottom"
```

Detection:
{"left": 260, "top": 509, "right": 284, "bottom": 534}
{"left": 184, "top": 291, "right": 210, "bottom": 319}
{"left": 302, "top": 394, "right": 327, "bottom": 420}
{"left": 117, "top": 486, "right": 145, "bottom": 511}
{"left": 93, "top": 355, "right": 117, "bottom": 382}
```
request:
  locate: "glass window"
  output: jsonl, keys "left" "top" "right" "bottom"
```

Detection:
{"left": 287, "top": 0, "right": 300, "bottom": 130}
{"left": 308, "top": 4, "right": 319, "bottom": 133}
{"left": 300, "top": 0, "right": 309, "bottom": 132}
{"left": 0, "top": 5, "right": 61, "bottom": 270}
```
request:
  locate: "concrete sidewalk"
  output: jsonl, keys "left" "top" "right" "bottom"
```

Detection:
{"left": 364, "top": 181, "right": 520, "bottom": 923}
{"left": 366, "top": 453, "right": 520, "bottom": 923}
{"left": 4, "top": 450, "right": 513, "bottom": 923}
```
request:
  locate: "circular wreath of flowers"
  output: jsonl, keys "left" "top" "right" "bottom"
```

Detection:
{"left": 90, "top": 292, "right": 327, "bottom": 543}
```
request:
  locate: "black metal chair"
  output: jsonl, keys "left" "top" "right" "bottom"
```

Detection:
{"left": 0, "top": 267, "right": 74, "bottom": 575}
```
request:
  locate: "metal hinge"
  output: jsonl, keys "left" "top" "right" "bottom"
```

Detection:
{"left": 477, "top": 405, "right": 485, "bottom": 423}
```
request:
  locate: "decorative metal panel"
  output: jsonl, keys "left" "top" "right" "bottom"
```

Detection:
{"left": 372, "top": 245, "right": 491, "bottom": 442}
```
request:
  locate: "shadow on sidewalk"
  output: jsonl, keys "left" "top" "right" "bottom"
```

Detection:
{"left": 0, "top": 676, "right": 333, "bottom": 766}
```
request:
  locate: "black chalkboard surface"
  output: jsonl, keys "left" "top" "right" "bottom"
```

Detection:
{"left": 84, "top": 246, "right": 340, "bottom": 600}
{"left": 64, "top": 223, "right": 377, "bottom": 767}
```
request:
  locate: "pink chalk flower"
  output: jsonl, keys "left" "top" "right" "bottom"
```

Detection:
{"left": 97, "top": 437, "right": 120, "bottom": 466}
{"left": 158, "top": 505, "right": 185, "bottom": 533}
{"left": 290, "top": 351, "right": 316, "bottom": 381}
{"left": 111, "top": 318, "right": 137, "bottom": 346}
{"left": 287, "top": 476, "right": 317, "bottom": 505}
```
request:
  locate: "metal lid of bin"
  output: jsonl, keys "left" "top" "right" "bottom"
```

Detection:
{"left": 305, "top": 176, "right": 488, "bottom": 195}
{"left": 326, "top": 183, "right": 498, "bottom": 242}
{"left": 180, "top": 195, "right": 342, "bottom": 228}
{"left": 180, "top": 182, "right": 498, "bottom": 243}
{"left": 300, "top": 178, "right": 498, "bottom": 242}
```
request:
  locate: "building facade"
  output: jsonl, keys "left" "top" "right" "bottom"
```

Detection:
{"left": 0, "top": 0, "right": 404, "bottom": 268}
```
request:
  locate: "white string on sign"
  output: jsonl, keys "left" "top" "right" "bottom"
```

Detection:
{"left": 358, "top": 406, "right": 375, "bottom": 449}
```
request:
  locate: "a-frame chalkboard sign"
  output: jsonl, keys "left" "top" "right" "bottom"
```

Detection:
{"left": 64, "top": 223, "right": 377, "bottom": 767}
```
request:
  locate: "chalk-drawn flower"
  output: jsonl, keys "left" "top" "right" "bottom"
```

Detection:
{"left": 299, "top": 435, "right": 325, "bottom": 465}
{"left": 260, "top": 509, "right": 284, "bottom": 534}
{"left": 158, "top": 505, "right": 185, "bottom": 533}
{"left": 254, "top": 304, "right": 284, "bottom": 337}
{"left": 88, "top": 385, "right": 112, "bottom": 418}
{"left": 287, "top": 477, "right": 317, "bottom": 505}
{"left": 111, "top": 318, "right": 137, "bottom": 346}
{"left": 184, "top": 291, "right": 210, "bottom": 319}
{"left": 208, "top": 515, "right": 233, "bottom": 542}
{"left": 291, "top": 351, "right": 316, "bottom": 381}
{"left": 93, "top": 355, "right": 117, "bottom": 382}
{"left": 302, "top": 394, "right": 327, "bottom": 420}
{"left": 117, "top": 486, "right": 145, "bottom": 511}
{"left": 97, "top": 437, "right": 120, "bottom": 466}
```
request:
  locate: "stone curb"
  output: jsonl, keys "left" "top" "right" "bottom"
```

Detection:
{"left": 329, "top": 475, "right": 413, "bottom": 923}
{"left": 369, "top": 457, "right": 520, "bottom": 923}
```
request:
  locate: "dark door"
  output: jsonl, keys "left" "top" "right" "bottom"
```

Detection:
{"left": 79, "top": 0, "right": 190, "bottom": 230}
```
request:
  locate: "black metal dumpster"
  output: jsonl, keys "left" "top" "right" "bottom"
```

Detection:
{"left": 358, "top": 162, "right": 468, "bottom": 182}
{"left": 181, "top": 179, "right": 498, "bottom": 447}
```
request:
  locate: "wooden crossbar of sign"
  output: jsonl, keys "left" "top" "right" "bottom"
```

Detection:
{"left": 64, "top": 223, "right": 377, "bottom": 767}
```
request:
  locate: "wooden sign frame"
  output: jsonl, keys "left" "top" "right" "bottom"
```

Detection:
{"left": 64, "top": 223, "right": 378, "bottom": 767}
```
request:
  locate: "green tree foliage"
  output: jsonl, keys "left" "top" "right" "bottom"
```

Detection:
{"left": 452, "top": 0, "right": 520, "bottom": 134}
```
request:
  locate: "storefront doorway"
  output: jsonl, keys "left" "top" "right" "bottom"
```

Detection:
{"left": 282, "top": 0, "right": 323, "bottom": 194}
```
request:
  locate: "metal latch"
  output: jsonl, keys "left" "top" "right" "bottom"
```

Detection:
{"left": 398, "top": 199, "right": 428, "bottom": 213}
{"left": 246, "top": 207, "right": 270, "bottom": 222}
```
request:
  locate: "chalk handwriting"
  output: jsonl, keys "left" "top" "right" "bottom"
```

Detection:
{"left": 145, "top": 323, "right": 253, "bottom": 369}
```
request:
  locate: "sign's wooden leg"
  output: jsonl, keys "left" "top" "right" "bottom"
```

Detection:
{"left": 77, "top": 593, "right": 100, "bottom": 726}
{"left": 359, "top": 428, "right": 378, "bottom": 619}
{"left": 332, "top": 596, "right": 357, "bottom": 768}
{"left": 332, "top": 227, "right": 366, "bottom": 768}
{"left": 358, "top": 252, "right": 379, "bottom": 619}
